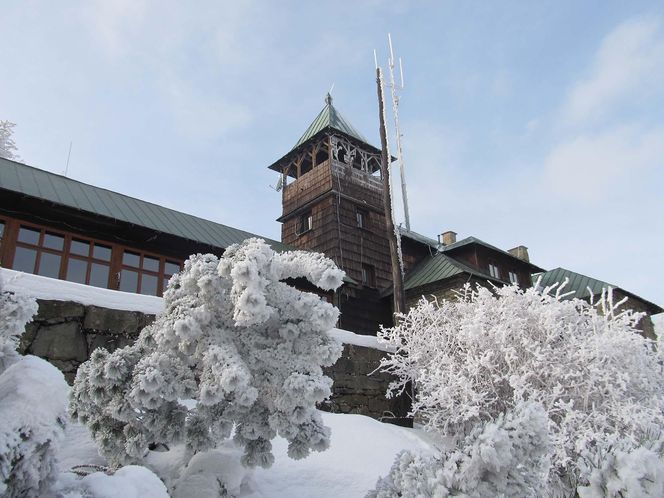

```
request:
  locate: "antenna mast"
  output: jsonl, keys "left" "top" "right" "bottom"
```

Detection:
{"left": 387, "top": 33, "right": 411, "bottom": 231}
{"left": 64, "top": 141, "right": 73, "bottom": 177}
{"left": 375, "top": 53, "right": 406, "bottom": 316}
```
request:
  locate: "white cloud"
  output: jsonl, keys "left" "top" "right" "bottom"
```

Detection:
{"left": 562, "top": 17, "right": 664, "bottom": 125}
{"left": 82, "top": 0, "right": 150, "bottom": 57}
{"left": 543, "top": 125, "right": 664, "bottom": 201}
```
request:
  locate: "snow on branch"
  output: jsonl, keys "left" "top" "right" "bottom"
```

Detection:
{"left": 70, "top": 239, "right": 345, "bottom": 476}
{"left": 376, "top": 283, "right": 664, "bottom": 495}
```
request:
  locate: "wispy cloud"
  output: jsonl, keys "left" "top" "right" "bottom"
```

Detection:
{"left": 543, "top": 125, "right": 664, "bottom": 201}
{"left": 561, "top": 17, "right": 664, "bottom": 125}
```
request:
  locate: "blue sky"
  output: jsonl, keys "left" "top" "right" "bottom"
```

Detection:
{"left": 1, "top": 1, "right": 663, "bottom": 312}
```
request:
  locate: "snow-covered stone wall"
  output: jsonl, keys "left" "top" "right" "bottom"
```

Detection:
{"left": 4, "top": 269, "right": 408, "bottom": 419}
{"left": 19, "top": 300, "right": 155, "bottom": 383}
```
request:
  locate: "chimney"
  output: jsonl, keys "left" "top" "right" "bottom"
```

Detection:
{"left": 508, "top": 245, "right": 530, "bottom": 262}
{"left": 439, "top": 230, "right": 457, "bottom": 246}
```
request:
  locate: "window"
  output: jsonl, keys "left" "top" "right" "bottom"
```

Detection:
{"left": 13, "top": 225, "right": 65, "bottom": 279}
{"left": 0, "top": 219, "right": 5, "bottom": 253}
{"left": 361, "top": 264, "right": 376, "bottom": 287}
{"left": 66, "top": 238, "right": 112, "bottom": 288}
{"left": 119, "top": 249, "right": 182, "bottom": 296}
{"left": 508, "top": 271, "right": 519, "bottom": 285}
{"left": 298, "top": 211, "right": 313, "bottom": 234}
{"left": 2, "top": 217, "right": 182, "bottom": 297}
{"left": 356, "top": 208, "right": 368, "bottom": 229}
{"left": 488, "top": 263, "right": 500, "bottom": 279}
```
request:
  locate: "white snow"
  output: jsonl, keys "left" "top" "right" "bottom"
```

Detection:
{"left": 58, "top": 410, "right": 434, "bottom": 498}
{"left": 327, "top": 327, "right": 394, "bottom": 352}
{"left": 55, "top": 465, "right": 169, "bottom": 498}
{"left": 1, "top": 268, "right": 163, "bottom": 314}
{"left": 249, "top": 411, "right": 432, "bottom": 497}
{"left": 0, "top": 267, "right": 388, "bottom": 351}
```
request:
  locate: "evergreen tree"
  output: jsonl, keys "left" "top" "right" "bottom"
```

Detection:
{"left": 70, "top": 238, "right": 345, "bottom": 471}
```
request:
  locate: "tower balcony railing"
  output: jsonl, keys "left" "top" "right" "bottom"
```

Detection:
{"left": 330, "top": 160, "right": 383, "bottom": 192}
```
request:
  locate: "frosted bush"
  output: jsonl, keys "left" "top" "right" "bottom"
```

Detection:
{"left": 0, "top": 357, "right": 69, "bottom": 497}
{"left": 54, "top": 465, "right": 169, "bottom": 498}
{"left": 578, "top": 438, "right": 664, "bottom": 498}
{"left": 0, "top": 275, "right": 67, "bottom": 498}
{"left": 377, "top": 283, "right": 664, "bottom": 496}
{"left": 70, "top": 238, "right": 345, "bottom": 472}
{"left": 0, "top": 272, "right": 38, "bottom": 373}
{"left": 368, "top": 400, "right": 551, "bottom": 498}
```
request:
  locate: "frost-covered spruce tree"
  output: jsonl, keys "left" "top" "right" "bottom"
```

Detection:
{"left": 376, "top": 282, "right": 664, "bottom": 496}
{"left": 70, "top": 238, "right": 344, "bottom": 470}
{"left": 368, "top": 400, "right": 551, "bottom": 498}
{"left": 0, "top": 272, "right": 69, "bottom": 497}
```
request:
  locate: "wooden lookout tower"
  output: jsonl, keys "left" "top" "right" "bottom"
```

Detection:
{"left": 268, "top": 94, "right": 393, "bottom": 334}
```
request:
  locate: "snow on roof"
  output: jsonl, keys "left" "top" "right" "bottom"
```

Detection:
{"left": 1, "top": 268, "right": 388, "bottom": 351}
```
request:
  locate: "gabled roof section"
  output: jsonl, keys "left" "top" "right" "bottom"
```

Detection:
{"left": 0, "top": 157, "right": 287, "bottom": 251}
{"left": 533, "top": 267, "right": 663, "bottom": 314}
{"left": 398, "top": 226, "right": 439, "bottom": 249}
{"left": 441, "top": 236, "right": 545, "bottom": 273}
{"left": 403, "top": 252, "right": 500, "bottom": 291}
{"left": 292, "top": 93, "right": 369, "bottom": 151}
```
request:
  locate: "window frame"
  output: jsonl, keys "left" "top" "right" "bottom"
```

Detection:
{"left": 356, "top": 208, "right": 369, "bottom": 229}
{"left": 0, "top": 215, "right": 183, "bottom": 297}
{"left": 488, "top": 263, "right": 500, "bottom": 279}
{"left": 361, "top": 263, "right": 376, "bottom": 288}
{"left": 298, "top": 210, "right": 313, "bottom": 235}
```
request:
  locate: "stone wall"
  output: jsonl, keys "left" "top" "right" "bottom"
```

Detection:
{"left": 19, "top": 299, "right": 155, "bottom": 384}
{"left": 19, "top": 299, "right": 408, "bottom": 420}
{"left": 322, "top": 343, "right": 410, "bottom": 421}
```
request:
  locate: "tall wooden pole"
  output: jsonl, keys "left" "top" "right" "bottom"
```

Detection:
{"left": 376, "top": 66, "right": 406, "bottom": 316}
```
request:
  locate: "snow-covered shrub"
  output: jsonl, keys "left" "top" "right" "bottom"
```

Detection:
{"left": 0, "top": 272, "right": 38, "bottom": 373}
{"left": 377, "top": 283, "right": 664, "bottom": 495}
{"left": 54, "top": 465, "right": 169, "bottom": 498}
{"left": 70, "top": 238, "right": 344, "bottom": 471}
{"left": 0, "top": 356, "right": 69, "bottom": 497}
{"left": 368, "top": 400, "right": 551, "bottom": 498}
{"left": 0, "top": 274, "right": 66, "bottom": 497}
{"left": 577, "top": 438, "right": 664, "bottom": 498}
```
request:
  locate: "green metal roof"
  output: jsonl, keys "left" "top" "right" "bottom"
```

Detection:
{"left": 291, "top": 94, "right": 370, "bottom": 150}
{"left": 533, "top": 267, "right": 663, "bottom": 313}
{"left": 403, "top": 252, "right": 500, "bottom": 291}
{"left": 0, "top": 157, "right": 286, "bottom": 251}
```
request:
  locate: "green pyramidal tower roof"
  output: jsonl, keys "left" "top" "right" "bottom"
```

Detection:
{"left": 290, "top": 93, "right": 369, "bottom": 151}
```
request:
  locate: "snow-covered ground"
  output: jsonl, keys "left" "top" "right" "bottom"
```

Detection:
{"left": 58, "top": 409, "right": 434, "bottom": 497}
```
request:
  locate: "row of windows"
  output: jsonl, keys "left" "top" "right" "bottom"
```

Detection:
{"left": 488, "top": 262, "right": 520, "bottom": 285}
{"left": 297, "top": 207, "right": 371, "bottom": 236}
{"left": 0, "top": 218, "right": 182, "bottom": 297}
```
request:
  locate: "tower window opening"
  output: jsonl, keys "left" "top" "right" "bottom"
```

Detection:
{"left": 356, "top": 208, "right": 368, "bottom": 229}
{"left": 361, "top": 264, "right": 376, "bottom": 287}
{"left": 300, "top": 156, "right": 313, "bottom": 176}
{"left": 315, "top": 146, "right": 328, "bottom": 167}
{"left": 298, "top": 211, "right": 313, "bottom": 235}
